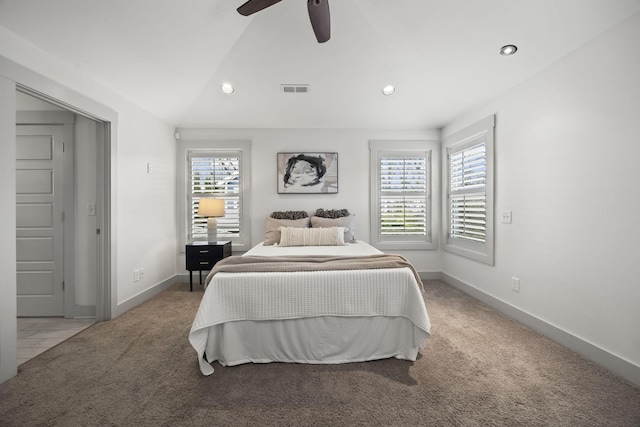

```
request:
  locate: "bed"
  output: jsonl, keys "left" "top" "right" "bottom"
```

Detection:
{"left": 188, "top": 239, "right": 431, "bottom": 376}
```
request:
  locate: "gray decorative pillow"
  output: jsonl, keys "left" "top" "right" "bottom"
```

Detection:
{"left": 314, "top": 208, "right": 350, "bottom": 219}
{"left": 264, "top": 217, "right": 311, "bottom": 245}
{"left": 270, "top": 210, "right": 309, "bottom": 220}
{"left": 310, "top": 214, "right": 356, "bottom": 242}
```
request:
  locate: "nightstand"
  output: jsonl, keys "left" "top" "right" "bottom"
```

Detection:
{"left": 186, "top": 241, "right": 232, "bottom": 291}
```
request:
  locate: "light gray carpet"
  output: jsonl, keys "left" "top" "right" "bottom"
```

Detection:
{"left": 1, "top": 280, "right": 638, "bottom": 426}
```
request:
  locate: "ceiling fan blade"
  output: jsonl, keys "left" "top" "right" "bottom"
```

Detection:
{"left": 307, "top": 0, "right": 330, "bottom": 43}
{"left": 237, "top": 0, "right": 282, "bottom": 16}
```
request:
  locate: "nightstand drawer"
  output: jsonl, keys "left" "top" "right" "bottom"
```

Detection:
{"left": 188, "top": 257, "right": 215, "bottom": 270}
{"left": 186, "top": 248, "right": 217, "bottom": 270}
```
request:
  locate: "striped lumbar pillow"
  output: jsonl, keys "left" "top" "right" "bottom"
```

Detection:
{"left": 277, "top": 226, "right": 346, "bottom": 247}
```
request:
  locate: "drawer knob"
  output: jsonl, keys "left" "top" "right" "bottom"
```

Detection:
{"left": 199, "top": 250, "right": 209, "bottom": 254}
{"left": 199, "top": 261, "right": 210, "bottom": 265}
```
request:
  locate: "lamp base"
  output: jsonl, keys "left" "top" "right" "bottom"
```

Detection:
{"left": 207, "top": 217, "right": 218, "bottom": 243}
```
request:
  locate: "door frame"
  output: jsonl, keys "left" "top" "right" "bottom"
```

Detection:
{"left": 95, "top": 116, "right": 112, "bottom": 321}
{"left": 0, "top": 72, "right": 18, "bottom": 384}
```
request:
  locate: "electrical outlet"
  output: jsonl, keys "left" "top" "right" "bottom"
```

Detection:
{"left": 140, "top": 268, "right": 145, "bottom": 279}
{"left": 134, "top": 269, "right": 140, "bottom": 282}
{"left": 512, "top": 277, "right": 520, "bottom": 292}
{"left": 501, "top": 210, "right": 512, "bottom": 223}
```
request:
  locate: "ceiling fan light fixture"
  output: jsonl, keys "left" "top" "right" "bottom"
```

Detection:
{"left": 499, "top": 44, "right": 518, "bottom": 56}
{"left": 382, "top": 85, "right": 396, "bottom": 96}
{"left": 220, "top": 82, "right": 235, "bottom": 95}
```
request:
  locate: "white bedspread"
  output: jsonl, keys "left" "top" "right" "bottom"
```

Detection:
{"left": 189, "top": 241, "right": 431, "bottom": 375}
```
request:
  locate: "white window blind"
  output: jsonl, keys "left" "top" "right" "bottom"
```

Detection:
{"left": 443, "top": 114, "right": 494, "bottom": 265}
{"left": 189, "top": 152, "right": 241, "bottom": 241}
{"left": 369, "top": 140, "right": 438, "bottom": 251}
{"left": 449, "top": 142, "right": 487, "bottom": 243}
{"left": 380, "top": 156, "right": 428, "bottom": 236}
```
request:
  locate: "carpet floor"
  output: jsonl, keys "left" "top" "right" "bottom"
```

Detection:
{"left": 0, "top": 280, "right": 638, "bottom": 426}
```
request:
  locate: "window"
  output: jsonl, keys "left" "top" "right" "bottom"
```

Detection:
{"left": 370, "top": 140, "right": 439, "bottom": 250}
{"left": 177, "top": 138, "right": 251, "bottom": 252}
{"left": 444, "top": 115, "right": 494, "bottom": 265}
{"left": 188, "top": 152, "right": 241, "bottom": 241}
{"left": 380, "top": 156, "right": 428, "bottom": 236}
{"left": 449, "top": 143, "right": 486, "bottom": 242}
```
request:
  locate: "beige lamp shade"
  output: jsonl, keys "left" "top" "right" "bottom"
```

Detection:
{"left": 198, "top": 198, "right": 225, "bottom": 218}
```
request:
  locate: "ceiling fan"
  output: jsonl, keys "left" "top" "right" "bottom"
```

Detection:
{"left": 237, "top": 0, "right": 331, "bottom": 43}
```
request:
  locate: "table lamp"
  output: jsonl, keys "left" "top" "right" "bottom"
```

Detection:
{"left": 198, "top": 198, "right": 225, "bottom": 242}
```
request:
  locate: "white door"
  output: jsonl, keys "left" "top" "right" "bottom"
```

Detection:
{"left": 16, "top": 124, "right": 70, "bottom": 317}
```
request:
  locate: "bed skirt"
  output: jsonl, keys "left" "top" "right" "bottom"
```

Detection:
{"left": 194, "top": 315, "right": 429, "bottom": 375}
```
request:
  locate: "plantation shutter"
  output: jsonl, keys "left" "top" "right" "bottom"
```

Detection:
{"left": 189, "top": 152, "right": 241, "bottom": 240}
{"left": 379, "top": 154, "right": 428, "bottom": 237}
{"left": 448, "top": 142, "right": 486, "bottom": 243}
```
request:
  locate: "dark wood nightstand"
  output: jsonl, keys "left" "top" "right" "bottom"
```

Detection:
{"left": 186, "top": 241, "right": 232, "bottom": 291}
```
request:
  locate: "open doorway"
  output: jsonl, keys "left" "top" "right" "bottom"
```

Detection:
{"left": 15, "top": 87, "right": 112, "bottom": 323}
{"left": 15, "top": 90, "right": 108, "bottom": 363}
{"left": 16, "top": 91, "right": 98, "bottom": 318}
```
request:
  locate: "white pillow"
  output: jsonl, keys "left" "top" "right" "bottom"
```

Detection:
{"left": 278, "top": 226, "right": 346, "bottom": 247}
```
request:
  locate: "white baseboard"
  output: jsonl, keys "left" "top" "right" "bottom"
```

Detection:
{"left": 419, "top": 271, "right": 442, "bottom": 281}
{"left": 114, "top": 275, "right": 178, "bottom": 317}
{"left": 439, "top": 272, "right": 640, "bottom": 388}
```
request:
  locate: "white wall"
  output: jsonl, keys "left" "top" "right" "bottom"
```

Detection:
{"left": 177, "top": 128, "right": 442, "bottom": 273}
{"left": 115, "top": 106, "right": 177, "bottom": 306}
{"left": 442, "top": 13, "right": 640, "bottom": 374}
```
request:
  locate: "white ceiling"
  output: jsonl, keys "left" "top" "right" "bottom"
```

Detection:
{"left": 1, "top": 0, "right": 639, "bottom": 130}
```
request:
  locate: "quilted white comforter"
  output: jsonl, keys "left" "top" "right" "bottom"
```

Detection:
{"left": 189, "top": 241, "right": 431, "bottom": 375}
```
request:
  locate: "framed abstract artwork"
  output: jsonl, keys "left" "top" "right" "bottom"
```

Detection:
{"left": 277, "top": 152, "right": 338, "bottom": 194}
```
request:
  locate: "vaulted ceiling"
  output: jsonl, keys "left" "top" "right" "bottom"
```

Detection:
{"left": 1, "top": 0, "right": 639, "bottom": 129}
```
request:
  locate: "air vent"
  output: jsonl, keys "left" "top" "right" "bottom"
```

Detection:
{"left": 281, "top": 84, "right": 310, "bottom": 94}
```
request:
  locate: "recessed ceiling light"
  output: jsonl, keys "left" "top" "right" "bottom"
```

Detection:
{"left": 382, "top": 85, "right": 396, "bottom": 96}
{"left": 220, "top": 82, "right": 234, "bottom": 95}
{"left": 499, "top": 45, "right": 518, "bottom": 56}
